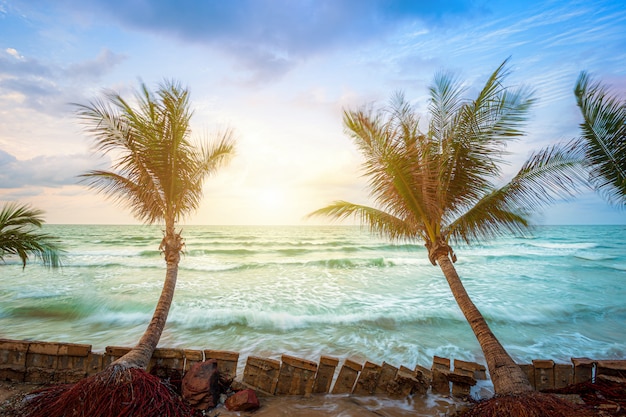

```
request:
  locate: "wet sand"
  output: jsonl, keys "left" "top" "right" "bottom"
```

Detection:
{"left": 221, "top": 394, "right": 468, "bottom": 416}
{"left": 0, "top": 381, "right": 469, "bottom": 416}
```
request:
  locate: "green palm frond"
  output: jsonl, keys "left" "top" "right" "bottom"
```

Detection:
{"left": 0, "top": 202, "right": 64, "bottom": 268}
{"left": 575, "top": 71, "right": 626, "bottom": 207}
{"left": 77, "top": 79, "right": 236, "bottom": 228}
{"left": 447, "top": 139, "right": 587, "bottom": 243}
{"left": 438, "top": 60, "right": 535, "bottom": 216}
{"left": 307, "top": 201, "right": 422, "bottom": 241}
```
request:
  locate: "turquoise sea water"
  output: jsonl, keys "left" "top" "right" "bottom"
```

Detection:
{"left": 0, "top": 225, "right": 624, "bottom": 371}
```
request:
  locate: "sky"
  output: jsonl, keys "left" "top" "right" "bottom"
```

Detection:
{"left": 0, "top": 0, "right": 625, "bottom": 226}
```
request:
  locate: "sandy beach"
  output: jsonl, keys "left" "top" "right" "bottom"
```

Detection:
{"left": 0, "top": 380, "right": 469, "bottom": 417}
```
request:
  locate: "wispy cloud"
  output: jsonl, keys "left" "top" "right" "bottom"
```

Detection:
{"left": 0, "top": 149, "right": 103, "bottom": 189}
{"left": 29, "top": 0, "right": 480, "bottom": 82}
{"left": 0, "top": 47, "right": 125, "bottom": 114}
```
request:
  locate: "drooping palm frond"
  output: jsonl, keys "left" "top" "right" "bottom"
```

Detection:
{"left": 0, "top": 202, "right": 63, "bottom": 268}
{"left": 306, "top": 201, "right": 422, "bottom": 241}
{"left": 447, "top": 139, "right": 587, "bottom": 244}
{"left": 575, "top": 71, "right": 626, "bottom": 207}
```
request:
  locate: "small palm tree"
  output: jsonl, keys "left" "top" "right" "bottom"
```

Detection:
{"left": 574, "top": 71, "right": 626, "bottom": 207}
{"left": 309, "top": 61, "right": 587, "bottom": 397}
{"left": 0, "top": 202, "right": 62, "bottom": 268}
{"left": 24, "top": 79, "right": 235, "bottom": 417}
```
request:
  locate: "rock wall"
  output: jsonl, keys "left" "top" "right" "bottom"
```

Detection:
{"left": 1, "top": 338, "right": 623, "bottom": 398}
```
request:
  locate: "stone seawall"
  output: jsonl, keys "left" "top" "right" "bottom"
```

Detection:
{"left": 1, "top": 338, "right": 624, "bottom": 398}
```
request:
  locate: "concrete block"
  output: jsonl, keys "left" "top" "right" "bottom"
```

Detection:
{"left": 312, "top": 356, "right": 338, "bottom": 394}
{"left": 204, "top": 350, "right": 239, "bottom": 379}
{"left": 86, "top": 353, "right": 104, "bottom": 376}
{"left": 151, "top": 348, "right": 183, "bottom": 359}
{"left": 433, "top": 356, "right": 450, "bottom": 369}
{"left": 275, "top": 355, "right": 318, "bottom": 396}
{"left": 571, "top": 357, "right": 595, "bottom": 384}
{"left": 25, "top": 343, "right": 59, "bottom": 383}
{"left": 242, "top": 356, "right": 280, "bottom": 395}
{"left": 0, "top": 339, "right": 30, "bottom": 353}
{"left": 149, "top": 348, "right": 184, "bottom": 373}
{"left": 414, "top": 364, "right": 432, "bottom": 385}
{"left": 532, "top": 359, "right": 555, "bottom": 391}
{"left": 448, "top": 371, "right": 476, "bottom": 397}
{"left": 554, "top": 364, "right": 573, "bottom": 388}
{"left": 386, "top": 367, "right": 428, "bottom": 397}
{"left": 353, "top": 361, "right": 382, "bottom": 396}
{"left": 103, "top": 346, "right": 131, "bottom": 367}
{"left": 519, "top": 364, "right": 535, "bottom": 389}
{"left": 596, "top": 360, "right": 626, "bottom": 383}
{"left": 331, "top": 359, "right": 362, "bottom": 394}
{"left": 58, "top": 343, "right": 91, "bottom": 357}
{"left": 431, "top": 357, "right": 451, "bottom": 395}
{"left": 56, "top": 354, "right": 88, "bottom": 383}
{"left": 375, "top": 362, "right": 398, "bottom": 395}
{"left": 0, "top": 340, "right": 29, "bottom": 382}
{"left": 183, "top": 349, "right": 203, "bottom": 371}
{"left": 28, "top": 341, "right": 60, "bottom": 356}
{"left": 454, "top": 359, "right": 487, "bottom": 380}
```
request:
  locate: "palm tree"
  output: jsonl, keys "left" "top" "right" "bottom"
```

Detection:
{"left": 75, "top": 80, "right": 235, "bottom": 372}
{"left": 309, "top": 61, "right": 587, "bottom": 397}
{"left": 24, "top": 79, "right": 235, "bottom": 417}
{"left": 574, "top": 71, "right": 626, "bottom": 207}
{"left": 0, "top": 202, "right": 62, "bottom": 268}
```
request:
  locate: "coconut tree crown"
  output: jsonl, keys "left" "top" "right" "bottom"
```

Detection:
{"left": 76, "top": 79, "right": 235, "bottom": 227}
{"left": 312, "top": 60, "right": 585, "bottom": 262}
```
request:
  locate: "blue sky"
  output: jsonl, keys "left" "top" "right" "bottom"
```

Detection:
{"left": 1, "top": 0, "right": 624, "bottom": 225}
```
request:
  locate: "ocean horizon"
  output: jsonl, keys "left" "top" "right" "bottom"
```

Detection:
{"left": 1, "top": 224, "right": 624, "bottom": 375}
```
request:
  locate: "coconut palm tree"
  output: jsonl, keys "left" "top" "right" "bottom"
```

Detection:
{"left": 0, "top": 202, "right": 62, "bottom": 268}
{"left": 574, "top": 71, "right": 626, "bottom": 207}
{"left": 24, "top": 79, "right": 235, "bottom": 417}
{"left": 309, "top": 61, "right": 587, "bottom": 397}
{"left": 78, "top": 79, "right": 235, "bottom": 371}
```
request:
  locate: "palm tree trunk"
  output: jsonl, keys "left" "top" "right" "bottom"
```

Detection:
{"left": 436, "top": 254, "right": 534, "bottom": 396}
{"left": 110, "top": 231, "right": 182, "bottom": 371}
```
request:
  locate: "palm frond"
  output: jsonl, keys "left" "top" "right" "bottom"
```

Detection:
{"left": 307, "top": 201, "right": 423, "bottom": 241}
{"left": 439, "top": 60, "right": 535, "bottom": 216}
{"left": 0, "top": 202, "right": 64, "bottom": 268}
{"left": 343, "top": 104, "right": 439, "bottom": 239}
{"left": 447, "top": 139, "right": 587, "bottom": 243}
{"left": 575, "top": 71, "right": 626, "bottom": 207}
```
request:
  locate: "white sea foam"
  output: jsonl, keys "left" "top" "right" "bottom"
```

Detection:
{"left": 0, "top": 224, "right": 624, "bottom": 370}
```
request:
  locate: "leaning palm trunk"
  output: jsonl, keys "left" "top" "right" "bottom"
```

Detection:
{"left": 22, "top": 230, "right": 191, "bottom": 417}
{"left": 436, "top": 254, "right": 533, "bottom": 395}
{"left": 111, "top": 230, "right": 183, "bottom": 370}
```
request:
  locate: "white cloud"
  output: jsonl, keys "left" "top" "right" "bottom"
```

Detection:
{"left": 5, "top": 47, "right": 23, "bottom": 59}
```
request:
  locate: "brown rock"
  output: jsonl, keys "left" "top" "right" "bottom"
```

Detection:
{"left": 182, "top": 359, "right": 221, "bottom": 410}
{"left": 225, "top": 388, "right": 260, "bottom": 411}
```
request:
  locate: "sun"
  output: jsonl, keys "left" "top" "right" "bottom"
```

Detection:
{"left": 256, "top": 187, "right": 286, "bottom": 209}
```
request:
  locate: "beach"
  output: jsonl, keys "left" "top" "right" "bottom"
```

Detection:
{"left": 0, "top": 380, "right": 468, "bottom": 416}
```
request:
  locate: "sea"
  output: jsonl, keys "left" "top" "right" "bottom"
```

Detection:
{"left": 1, "top": 224, "right": 624, "bottom": 374}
